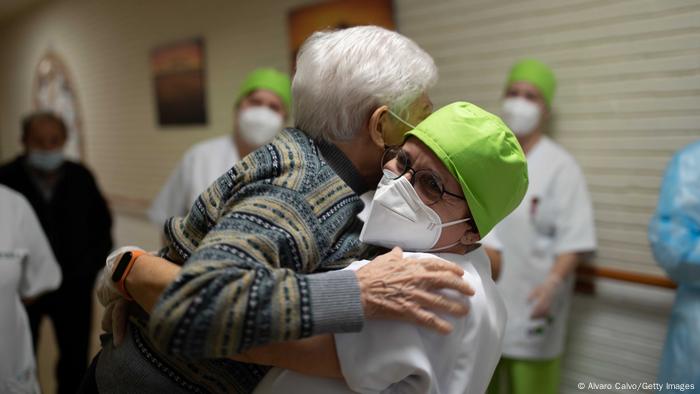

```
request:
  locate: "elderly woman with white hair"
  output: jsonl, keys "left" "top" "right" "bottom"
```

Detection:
{"left": 85, "top": 26, "right": 476, "bottom": 393}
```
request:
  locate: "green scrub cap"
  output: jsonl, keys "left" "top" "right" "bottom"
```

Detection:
{"left": 236, "top": 68, "right": 292, "bottom": 111}
{"left": 405, "top": 102, "right": 528, "bottom": 238}
{"left": 507, "top": 59, "right": 556, "bottom": 107}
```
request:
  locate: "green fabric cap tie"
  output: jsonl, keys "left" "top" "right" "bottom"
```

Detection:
{"left": 405, "top": 102, "right": 529, "bottom": 238}
{"left": 236, "top": 68, "right": 292, "bottom": 111}
{"left": 507, "top": 59, "right": 556, "bottom": 107}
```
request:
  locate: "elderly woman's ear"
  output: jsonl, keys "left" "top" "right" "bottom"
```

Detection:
{"left": 459, "top": 229, "right": 481, "bottom": 246}
{"left": 367, "top": 105, "right": 391, "bottom": 149}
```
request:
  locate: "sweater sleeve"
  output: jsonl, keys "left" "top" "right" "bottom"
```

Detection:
{"left": 148, "top": 183, "right": 364, "bottom": 359}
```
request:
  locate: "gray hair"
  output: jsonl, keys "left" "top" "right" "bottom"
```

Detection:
{"left": 292, "top": 26, "right": 438, "bottom": 141}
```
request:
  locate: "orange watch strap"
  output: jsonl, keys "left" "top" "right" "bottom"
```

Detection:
{"left": 115, "top": 250, "right": 145, "bottom": 301}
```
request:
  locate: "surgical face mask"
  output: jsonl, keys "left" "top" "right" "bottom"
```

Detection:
{"left": 238, "top": 106, "right": 284, "bottom": 147}
{"left": 27, "top": 150, "right": 64, "bottom": 172}
{"left": 360, "top": 170, "right": 470, "bottom": 251}
{"left": 501, "top": 97, "right": 541, "bottom": 136}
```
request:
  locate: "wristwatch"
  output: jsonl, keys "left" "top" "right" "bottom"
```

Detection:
{"left": 111, "top": 250, "right": 145, "bottom": 300}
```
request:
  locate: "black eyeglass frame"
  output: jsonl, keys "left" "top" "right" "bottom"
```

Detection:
{"left": 381, "top": 147, "right": 466, "bottom": 205}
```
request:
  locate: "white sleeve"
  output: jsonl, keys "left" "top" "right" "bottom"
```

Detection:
{"left": 481, "top": 229, "right": 503, "bottom": 251}
{"left": 335, "top": 322, "right": 433, "bottom": 394}
{"left": 553, "top": 160, "right": 597, "bottom": 254}
{"left": 17, "top": 196, "right": 61, "bottom": 298}
{"left": 148, "top": 155, "right": 191, "bottom": 226}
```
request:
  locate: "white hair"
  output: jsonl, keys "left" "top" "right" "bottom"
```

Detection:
{"left": 292, "top": 26, "right": 438, "bottom": 141}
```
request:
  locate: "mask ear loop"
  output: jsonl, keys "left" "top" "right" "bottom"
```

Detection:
{"left": 427, "top": 217, "right": 471, "bottom": 231}
{"left": 387, "top": 109, "right": 417, "bottom": 130}
{"left": 426, "top": 218, "right": 473, "bottom": 252}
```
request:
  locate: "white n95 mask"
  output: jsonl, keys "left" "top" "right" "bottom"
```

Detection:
{"left": 238, "top": 106, "right": 284, "bottom": 147}
{"left": 360, "top": 170, "right": 470, "bottom": 251}
{"left": 501, "top": 97, "right": 541, "bottom": 136}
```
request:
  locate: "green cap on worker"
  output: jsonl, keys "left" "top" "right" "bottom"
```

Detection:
{"left": 507, "top": 59, "right": 556, "bottom": 107}
{"left": 237, "top": 68, "right": 292, "bottom": 111}
{"left": 405, "top": 102, "right": 528, "bottom": 238}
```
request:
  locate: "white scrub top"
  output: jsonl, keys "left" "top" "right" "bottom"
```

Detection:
{"left": 483, "top": 136, "right": 596, "bottom": 360}
{"left": 148, "top": 135, "right": 240, "bottom": 225}
{"left": 0, "top": 185, "right": 61, "bottom": 393}
{"left": 254, "top": 248, "right": 506, "bottom": 394}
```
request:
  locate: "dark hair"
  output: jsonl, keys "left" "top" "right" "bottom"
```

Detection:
{"left": 21, "top": 111, "right": 68, "bottom": 142}
{"left": 469, "top": 215, "right": 481, "bottom": 238}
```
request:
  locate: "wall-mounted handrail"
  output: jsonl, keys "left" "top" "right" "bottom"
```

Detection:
{"left": 577, "top": 265, "right": 676, "bottom": 289}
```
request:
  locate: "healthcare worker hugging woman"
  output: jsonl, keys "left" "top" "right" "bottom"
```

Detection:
{"left": 98, "top": 101, "right": 528, "bottom": 393}
{"left": 248, "top": 101, "right": 528, "bottom": 394}
{"left": 485, "top": 59, "right": 597, "bottom": 394}
{"left": 86, "top": 26, "right": 483, "bottom": 394}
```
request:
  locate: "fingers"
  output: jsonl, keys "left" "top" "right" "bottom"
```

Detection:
{"left": 409, "top": 289, "right": 470, "bottom": 316}
{"left": 112, "top": 300, "right": 129, "bottom": 346}
{"left": 420, "top": 273, "right": 475, "bottom": 296}
{"left": 96, "top": 271, "right": 114, "bottom": 306}
{"left": 530, "top": 302, "right": 548, "bottom": 319}
{"left": 101, "top": 303, "right": 114, "bottom": 333}
{"left": 405, "top": 303, "right": 454, "bottom": 334}
{"left": 389, "top": 246, "right": 403, "bottom": 256}
{"left": 527, "top": 288, "right": 539, "bottom": 303}
{"left": 411, "top": 258, "right": 464, "bottom": 276}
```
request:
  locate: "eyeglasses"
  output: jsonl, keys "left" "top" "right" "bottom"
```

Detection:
{"left": 382, "top": 147, "right": 466, "bottom": 205}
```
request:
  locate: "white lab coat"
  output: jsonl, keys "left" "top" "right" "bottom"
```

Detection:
{"left": 482, "top": 136, "right": 596, "bottom": 359}
{"left": 148, "top": 135, "right": 240, "bottom": 225}
{"left": 0, "top": 185, "right": 61, "bottom": 393}
{"left": 254, "top": 247, "right": 506, "bottom": 394}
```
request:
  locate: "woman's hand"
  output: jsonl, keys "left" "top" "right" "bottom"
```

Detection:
{"left": 527, "top": 275, "right": 562, "bottom": 319}
{"left": 96, "top": 246, "right": 145, "bottom": 346}
{"left": 356, "top": 247, "right": 474, "bottom": 334}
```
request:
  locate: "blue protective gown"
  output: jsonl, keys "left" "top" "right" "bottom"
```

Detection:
{"left": 648, "top": 140, "right": 700, "bottom": 391}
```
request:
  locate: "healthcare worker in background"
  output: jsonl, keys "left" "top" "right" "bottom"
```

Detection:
{"left": 0, "top": 185, "right": 61, "bottom": 393}
{"left": 148, "top": 68, "right": 291, "bottom": 225}
{"left": 484, "top": 59, "right": 597, "bottom": 394}
{"left": 648, "top": 141, "right": 700, "bottom": 392}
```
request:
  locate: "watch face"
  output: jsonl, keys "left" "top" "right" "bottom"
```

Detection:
{"left": 111, "top": 251, "right": 133, "bottom": 282}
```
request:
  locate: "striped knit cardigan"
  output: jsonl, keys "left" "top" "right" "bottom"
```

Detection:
{"left": 128, "top": 128, "right": 373, "bottom": 393}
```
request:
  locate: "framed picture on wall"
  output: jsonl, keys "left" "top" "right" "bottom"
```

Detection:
{"left": 150, "top": 37, "right": 207, "bottom": 126}
{"left": 288, "top": 0, "right": 395, "bottom": 70}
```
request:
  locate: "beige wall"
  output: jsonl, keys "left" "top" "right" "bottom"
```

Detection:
{"left": 0, "top": 0, "right": 308, "bottom": 207}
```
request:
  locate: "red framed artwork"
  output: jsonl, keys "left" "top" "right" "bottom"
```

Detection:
{"left": 150, "top": 37, "right": 208, "bottom": 126}
{"left": 288, "top": 0, "right": 395, "bottom": 70}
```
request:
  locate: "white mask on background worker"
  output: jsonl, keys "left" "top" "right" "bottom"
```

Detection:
{"left": 234, "top": 69, "right": 291, "bottom": 153}
{"left": 501, "top": 59, "right": 555, "bottom": 138}
{"left": 501, "top": 97, "right": 540, "bottom": 136}
{"left": 238, "top": 106, "right": 284, "bottom": 146}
